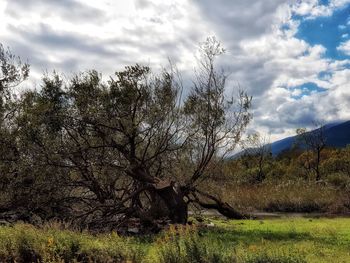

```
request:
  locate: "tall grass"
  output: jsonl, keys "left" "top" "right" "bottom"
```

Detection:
{"left": 0, "top": 223, "right": 146, "bottom": 262}
{"left": 203, "top": 179, "right": 348, "bottom": 213}
{"left": 156, "top": 224, "right": 233, "bottom": 263}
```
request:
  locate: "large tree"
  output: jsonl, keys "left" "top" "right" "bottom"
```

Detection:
{"left": 5, "top": 38, "right": 251, "bottom": 228}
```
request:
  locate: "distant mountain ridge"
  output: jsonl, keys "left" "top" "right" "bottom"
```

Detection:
{"left": 270, "top": 120, "right": 350, "bottom": 156}
{"left": 230, "top": 120, "right": 350, "bottom": 159}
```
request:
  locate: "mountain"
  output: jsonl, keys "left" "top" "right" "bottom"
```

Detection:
{"left": 270, "top": 120, "right": 350, "bottom": 156}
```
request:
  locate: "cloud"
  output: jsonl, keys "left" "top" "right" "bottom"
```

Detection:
{"left": 337, "top": 39, "right": 350, "bottom": 55}
{"left": 5, "top": 0, "right": 105, "bottom": 24}
{"left": 2, "top": 0, "right": 205, "bottom": 80}
{"left": 195, "top": 0, "right": 350, "bottom": 139}
{"left": 0, "top": 0, "right": 349, "bottom": 141}
{"left": 193, "top": 0, "right": 297, "bottom": 48}
{"left": 292, "top": 0, "right": 350, "bottom": 18}
{"left": 10, "top": 24, "right": 119, "bottom": 56}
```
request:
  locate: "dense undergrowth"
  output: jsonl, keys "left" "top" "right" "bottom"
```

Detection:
{"left": 0, "top": 218, "right": 349, "bottom": 262}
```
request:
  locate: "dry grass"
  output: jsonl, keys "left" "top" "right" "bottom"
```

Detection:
{"left": 202, "top": 179, "right": 349, "bottom": 214}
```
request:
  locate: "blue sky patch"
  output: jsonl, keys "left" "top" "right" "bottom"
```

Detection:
{"left": 319, "top": 0, "right": 330, "bottom": 5}
{"left": 295, "top": 4, "right": 350, "bottom": 60}
{"left": 291, "top": 82, "right": 327, "bottom": 99}
{"left": 318, "top": 71, "right": 332, "bottom": 80}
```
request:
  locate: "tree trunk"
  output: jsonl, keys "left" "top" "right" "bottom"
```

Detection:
{"left": 315, "top": 149, "right": 321, "bottom": 181}
{"left": 154, "top": 181, "right": 188, "bottom": 224}
{"left": 151, "top": 180, "right": 248, "bottom": 223}
{"left": 193, "top": 189, "right": 247, "bottom": 219}
{"left": 196, "top": 200, "right": 245, "bottom": 219}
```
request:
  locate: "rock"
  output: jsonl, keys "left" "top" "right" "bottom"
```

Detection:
{"left": 127, "top": 227, "right": 140, "bottom": 234}
{"left": 29, "top": 214, "right": 43, "bottom": 226}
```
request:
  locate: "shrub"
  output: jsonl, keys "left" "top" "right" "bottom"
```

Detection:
{"left": 0, "top": 223, "right": 146, "bottom": 262}
{"left": 157, "top": 225, "right": 235, "bottom": 263}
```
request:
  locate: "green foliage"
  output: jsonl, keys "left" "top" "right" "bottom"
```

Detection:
{"left": 225, "top": 145, "right": 350, "bottom": 195}
{"left": 0, "top": 223, "right": 146, "bottom": 262}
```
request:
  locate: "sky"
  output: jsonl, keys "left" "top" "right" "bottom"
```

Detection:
{"left": 0, "top": 0, "right": 350, "bottom": 141}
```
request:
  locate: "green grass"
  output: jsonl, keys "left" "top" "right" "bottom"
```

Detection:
{"left": 208, "top": 218, "right": 350, "bottom": 263}
{"left": 0, "top": 218, "right": 349, "bottom": 262}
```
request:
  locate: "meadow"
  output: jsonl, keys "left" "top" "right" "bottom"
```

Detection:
{"left": 1, "top": 217, "right": 349, "bottom": 262}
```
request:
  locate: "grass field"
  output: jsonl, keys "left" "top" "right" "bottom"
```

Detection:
{"left": 0, "top": 217, "right": 349, "bottom": 262}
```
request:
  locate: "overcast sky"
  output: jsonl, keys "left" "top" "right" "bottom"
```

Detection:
{"left": 1, "top": 0, "right": 350, "bottom": 141}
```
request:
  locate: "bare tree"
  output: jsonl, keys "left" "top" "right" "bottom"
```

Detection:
{"left": 241, "top": 132, "right": 271, "bottom": 182}
{"left": 296, "top": 122, "right": 326, "bottom": 181}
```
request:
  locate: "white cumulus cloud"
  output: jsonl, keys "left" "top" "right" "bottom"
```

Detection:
{"left": 337, "top": 40, "right": 350, "bottom": 55}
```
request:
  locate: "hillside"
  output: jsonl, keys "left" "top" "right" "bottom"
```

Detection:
{"left": 270, "top": 120, "right": 350, "bottom": 156}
